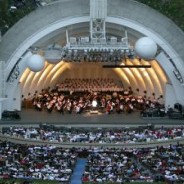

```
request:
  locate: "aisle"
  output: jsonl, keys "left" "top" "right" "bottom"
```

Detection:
{"left": 70, "top": 158, "right": 87, "bottom": 184}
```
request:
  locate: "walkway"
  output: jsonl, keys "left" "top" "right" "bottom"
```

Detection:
{"left": 71, "top": 158, "right": 87, "bottom": 184}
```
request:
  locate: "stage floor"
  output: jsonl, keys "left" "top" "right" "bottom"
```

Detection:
{"left": 0, "top": 108, "right": 184, "bottom": 126}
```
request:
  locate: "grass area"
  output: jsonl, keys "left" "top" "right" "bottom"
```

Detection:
{"left": 0, "top": 179, "right": 59, "bottom": 184}
{"left": 83, "top": 183, "right": 165, "bottom": 184}
{"left": 0, "top": 179, "right": 166, "bottom": 184}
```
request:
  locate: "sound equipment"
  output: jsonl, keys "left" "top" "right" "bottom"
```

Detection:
{"left": 2, "top": 110, "right": 20, "bottom": 120}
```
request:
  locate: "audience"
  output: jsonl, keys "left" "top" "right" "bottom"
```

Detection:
{"left": 2, "top": 125, "right": 184, "bottom": 144}
{"left": 83, "top": 148, "right": 154, "bottom": 183}
{"left": 0, "top": 140, "right": 184, "bottom": 183}
{"left": 136, "top": 144, "right": 184, "bottom": 183}
{"left": 0, "top": 141, "right": 77, "bottom": 182}
{"left": 82, "top": 144, "right": 184, "bottom": 183}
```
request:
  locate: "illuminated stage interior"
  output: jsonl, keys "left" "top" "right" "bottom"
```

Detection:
{"left": 20, "top": 59, "right": 167, "bottom": 100}
{"left": 10, "top": 58, "right": 174, "bottom": 125}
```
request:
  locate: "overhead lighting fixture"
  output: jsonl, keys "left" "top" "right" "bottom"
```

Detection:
{"left": 60, "top": 0, "right": 133, "bottom": 63}
{"left": 103, "top": 64, "right": 152, "bottom": 68}
{"left": 28, "top": 0, "right": 157, "bottom": 71}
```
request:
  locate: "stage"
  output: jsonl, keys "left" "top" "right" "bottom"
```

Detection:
{"left": 0, "top": 108, "right": 184, "bottom": 126}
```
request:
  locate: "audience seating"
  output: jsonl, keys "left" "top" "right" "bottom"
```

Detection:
{"left": 0, "top": 141, "right": 77, "bottom": 182}
{"left": 2, "top": 126, "right": 184, "bottom": 144}
{"left": 0, "top": 138, "right": 184, "bottom": 183}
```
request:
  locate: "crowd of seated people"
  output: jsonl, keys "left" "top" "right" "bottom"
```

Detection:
{"left": 0, "top": 141, "right": 77, "bottom": 182}
{"left": 82, "top": 148, "right": 153, "bottom": 183}
{"left": 2, "top": 125, "right": 184, "bottom": 144}
{"left": 0, "top": 140, "right": 184, "bottom": 183}
{"left": 56, "top": 78, "right": 124, "bottom": 92}
{"left": 82, "top": 144, "right": 184, "bottom": 183}
{"left": 31, "top": 79, "right": 164, "bottom": 115}
{"left": 136, "top": 144, "right": 184, "bottom": 183}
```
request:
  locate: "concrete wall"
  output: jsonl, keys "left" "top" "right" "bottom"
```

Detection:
{"left": 165, "top": 84, "right": 177, "bottom": 111}
{"left": 156, "top": 52, "right": 184, "bottom": 106}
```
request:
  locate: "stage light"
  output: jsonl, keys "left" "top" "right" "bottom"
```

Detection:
{"left": 27, "top": 54, "right": 45, "bottom": 72}
{"left": 135, "top": 37, "right": 157, "bottom": 60}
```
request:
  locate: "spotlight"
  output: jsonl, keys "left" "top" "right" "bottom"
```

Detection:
{"left": 92, "top": 100, "right": 98, "bottom": 108}
{"left": 90, "top": 100, "right": 99, "bottom": 114}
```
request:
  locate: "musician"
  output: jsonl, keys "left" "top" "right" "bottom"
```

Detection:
{"left": 55, "top": 100, "right": 64, "bottom": 114}
{"left": 125, "top": 103, "right": 133, "bottom": 114}
{"left": 46, "top": 100, "right": 54, "bottom": 113}
{"left": 100, "top": 97, "right": 106, "bottom": 108}
{"left": 119, "top": 103, "right": 124, "bottom": 112}
{"left": 129, "top": 103, "right": 134, "bottom": 113}
{"left": 35, "top": 101, "right": 42, "bottom": 111}
{"left": 106, "top": 101, "right": 112, "bottom": 114}
{"left": 66, "top": 99, "right": 72, "bottom": 114}
{"left": 75, "top": 104, "right": 81, "bottom": 114}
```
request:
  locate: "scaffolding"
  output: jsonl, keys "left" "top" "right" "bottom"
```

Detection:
{"left": 90, "top": 0, "right": 107, "bottom": 42}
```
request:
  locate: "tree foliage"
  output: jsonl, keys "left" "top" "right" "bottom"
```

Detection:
{"left": 0, "top": 0, "right": 36, "bottom": 34}
{"left": 136, "top": 0, "right": 184, "bottom": 30}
